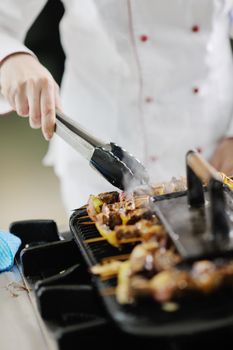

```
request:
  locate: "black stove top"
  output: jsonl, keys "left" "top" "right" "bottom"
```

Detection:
{"left": 9, "top": 219, "right": 233, "bottom": 349}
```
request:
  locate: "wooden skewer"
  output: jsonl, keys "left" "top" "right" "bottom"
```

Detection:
{"left": 100, "top": 287, "right": 116, "bottom": 296}
{"left": 102, "top": 254, "right": 130, "bottom": 263}
{"left": 84, "top": 237, "right": 106, "bottom": 244}
{"left": 123, "top": 237, "right": 142, "bottom": 243}
{"left": 100, "top": 275, "right": 117, "bottom": 281}
{"left": 79, "top": 215, "right": 90, "bottom": 220}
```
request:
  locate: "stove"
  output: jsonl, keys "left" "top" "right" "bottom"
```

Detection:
{"left": 9, "top": 218, "right": 233, "bottom": 349}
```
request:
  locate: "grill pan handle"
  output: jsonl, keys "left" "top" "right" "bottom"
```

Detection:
{"left": 186, "top": 150, "right": 223, "bottom": 207}
{"left": 186, "top": 150, "right": 223, "bottom": 185}
{"left": 186, "top": 150, "right": 229, "bottom": 241}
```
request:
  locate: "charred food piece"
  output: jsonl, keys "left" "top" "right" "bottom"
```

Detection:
{"left": 87, "top": 191, "right": 120, "bottom": 220}
{"left": 150, "top": 270, "right": 192, "bottom": 303}
{"left": 191, "top": 260, "right": 223, "bottom": 293}
{"left": 98, "top": 191, "right": 120, "bottom": 204}
{"left": 115, "top": 220, "right": 165, "bottom": 243}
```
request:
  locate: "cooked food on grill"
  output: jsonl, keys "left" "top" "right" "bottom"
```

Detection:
{"left": 221, "top": 173, "right": 233, "bottom": 190}
{"left": 87, "top": 191, "right": 120, "bottom": 221}
{"left": 87, "top": 176, "right": 187, "bottom": 222}
{"left": 88, "top": 175, "right": 233, "bottom": 306}
{"left": 91, "top": 260, "right": 122, "bottom": 279}
{"left": 88, "top": 190, "right": 165, "bottom": 247}
{"left": 92, "top": 249, "right": 233, "bottom": 305}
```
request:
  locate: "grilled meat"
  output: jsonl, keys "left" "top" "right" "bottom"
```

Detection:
{"left": 149, "top": 270, "right": 192, "bottom": 303}
{"left": 87, "top": 191, "right": 120, "bottom": 220}
{"left": 128, "top": 259, "right": 233, "bottom": 304}
{"left": 129, "top": 241, "right": 159, "bottom": 275}
{"left": 115, "top": 220, "right": 165, "bottom": 244}
{"left": 95, "top": 211, "right": 122, "bottom": 230}
{"left": 125, "top": 208, "right": 157, "bottom": 225}
{"left": 133, "top": 177, "right": 187, "bottom": 196}
{"left": 191, "top": 260, "right": 222, "bottom": 293}
{"left": 98, "top": 191, "right": 120, "bottom": 204}
{"left": 153, "top": 248, "right": 181, "bottom": 272}
{"left": 129, "top": 241, "right": 180, "bottom": 275}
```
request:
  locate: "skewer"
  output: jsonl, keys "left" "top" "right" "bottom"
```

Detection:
{"left": 100, "top": 275, "right": 117, "bottom": 281}
{"left": 79, "top": 215, "right": 90, "bottom": 220}
{"left": 119, "top": 237, "right": 142, "bottom": 244}
{"left": 84, "top": 237, "right": 106, "bottom": 244}
{"left": 102, "top": 253, "right": 130, "bottom": 263}
{"left": 100, "top": 287, "right": 116, "bottom": 296}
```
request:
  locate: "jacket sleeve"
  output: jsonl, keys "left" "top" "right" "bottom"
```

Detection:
{"left": 0, "top": 0, "right": 47, "bottom": 114}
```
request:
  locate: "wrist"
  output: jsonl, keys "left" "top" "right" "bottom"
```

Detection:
{"left": 0, "top": 52, "right": 36, "bottom": 70}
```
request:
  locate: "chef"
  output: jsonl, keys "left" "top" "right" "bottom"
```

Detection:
{"left": 1, "top": 0, "right": 233, "bottom": 212}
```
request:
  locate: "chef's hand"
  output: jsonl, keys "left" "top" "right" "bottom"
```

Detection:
{"left": 209, "top": 137, "right": 233, "bottom": 175}
{"left": 0, "top": 53, "right": 62, "bottom": 140}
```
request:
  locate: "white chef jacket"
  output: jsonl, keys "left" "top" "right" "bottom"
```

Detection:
{"left": 1, "top": 0, "right": 233, "bottom": 211}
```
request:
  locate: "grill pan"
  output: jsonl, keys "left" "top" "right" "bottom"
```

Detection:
{"left": 70, "top": 205, "right": 233, "bottom": 338}
{"left": 70, "top": 150, "right": 233, "bottom": 337}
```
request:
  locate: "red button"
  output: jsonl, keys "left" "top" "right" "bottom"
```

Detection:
{"left": 196, "top": 147, "right": 203, "bottom": 153}
{"left": 192, "top": 25, "right": 200, "bottom": 32}
{"left": 193, "top": 87, "right": 199, "bottom": 94}
{"left": 149, "top": 155, "right": 158, "bottom": 162}
{"left": 140, "top": 34, "right": 149, "bottom": 42}
{"left": 145, "top": 96, "right": 154, "bottom": 103}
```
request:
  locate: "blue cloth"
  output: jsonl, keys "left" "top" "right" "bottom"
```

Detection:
{"left": 0, "top": 230, "right": 21, "bottom": 272}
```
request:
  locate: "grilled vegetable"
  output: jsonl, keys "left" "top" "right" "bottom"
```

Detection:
{"left": 87, "top": 191, "right": 120, "bottom": 220}
{"left": 95, "top": 220, "right": 165, "bottom": 247}
{"left": 116, "top": 261, "right": 134, "bottom": 304}
{"left": 95, "top": 222, "right": 119, "bottom": 247}
{"left": 221, "top": 173, "right": 233, "bottom": 190}
{"left": 90, "top": 261, "right": 122, "bottom": 278}
{"left": 87, "top": 195, "right": 104, "bottom": 221}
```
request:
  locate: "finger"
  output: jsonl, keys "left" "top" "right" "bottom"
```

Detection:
{"left": 55, "top": 84, "right": 63, "bottom": 112}
{"left": 14, "top": 88, "right": 29, "bottom": 117}
{"left": 27, "top": 82, "right": 41, "bottom": 129}
{"left": 6, "top": 87, "right": 16, "bottom": 110}
{"left": 40, "top": 80, "right": 56, "bottom": 140}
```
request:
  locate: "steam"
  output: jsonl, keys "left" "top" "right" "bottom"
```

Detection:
{"left": 123, "top": 163, "right": 187, "bottom": 196}
{"left": 121, "top": 149, "right": 187, "bottom": 196}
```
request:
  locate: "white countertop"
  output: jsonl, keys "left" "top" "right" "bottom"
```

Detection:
{"left": 0, "top": 264, "right": 57, "bottom": 350}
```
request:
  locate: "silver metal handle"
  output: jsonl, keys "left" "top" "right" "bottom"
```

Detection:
{"left": 56, "top": 110, "right": 104, "bottom": 147}
{"left": 55, "top": 118, "right": 94, "bottom": 160}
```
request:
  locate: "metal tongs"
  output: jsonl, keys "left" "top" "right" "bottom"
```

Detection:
{"left": 55, "top": 110, "right": 149, "bottom": 190}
